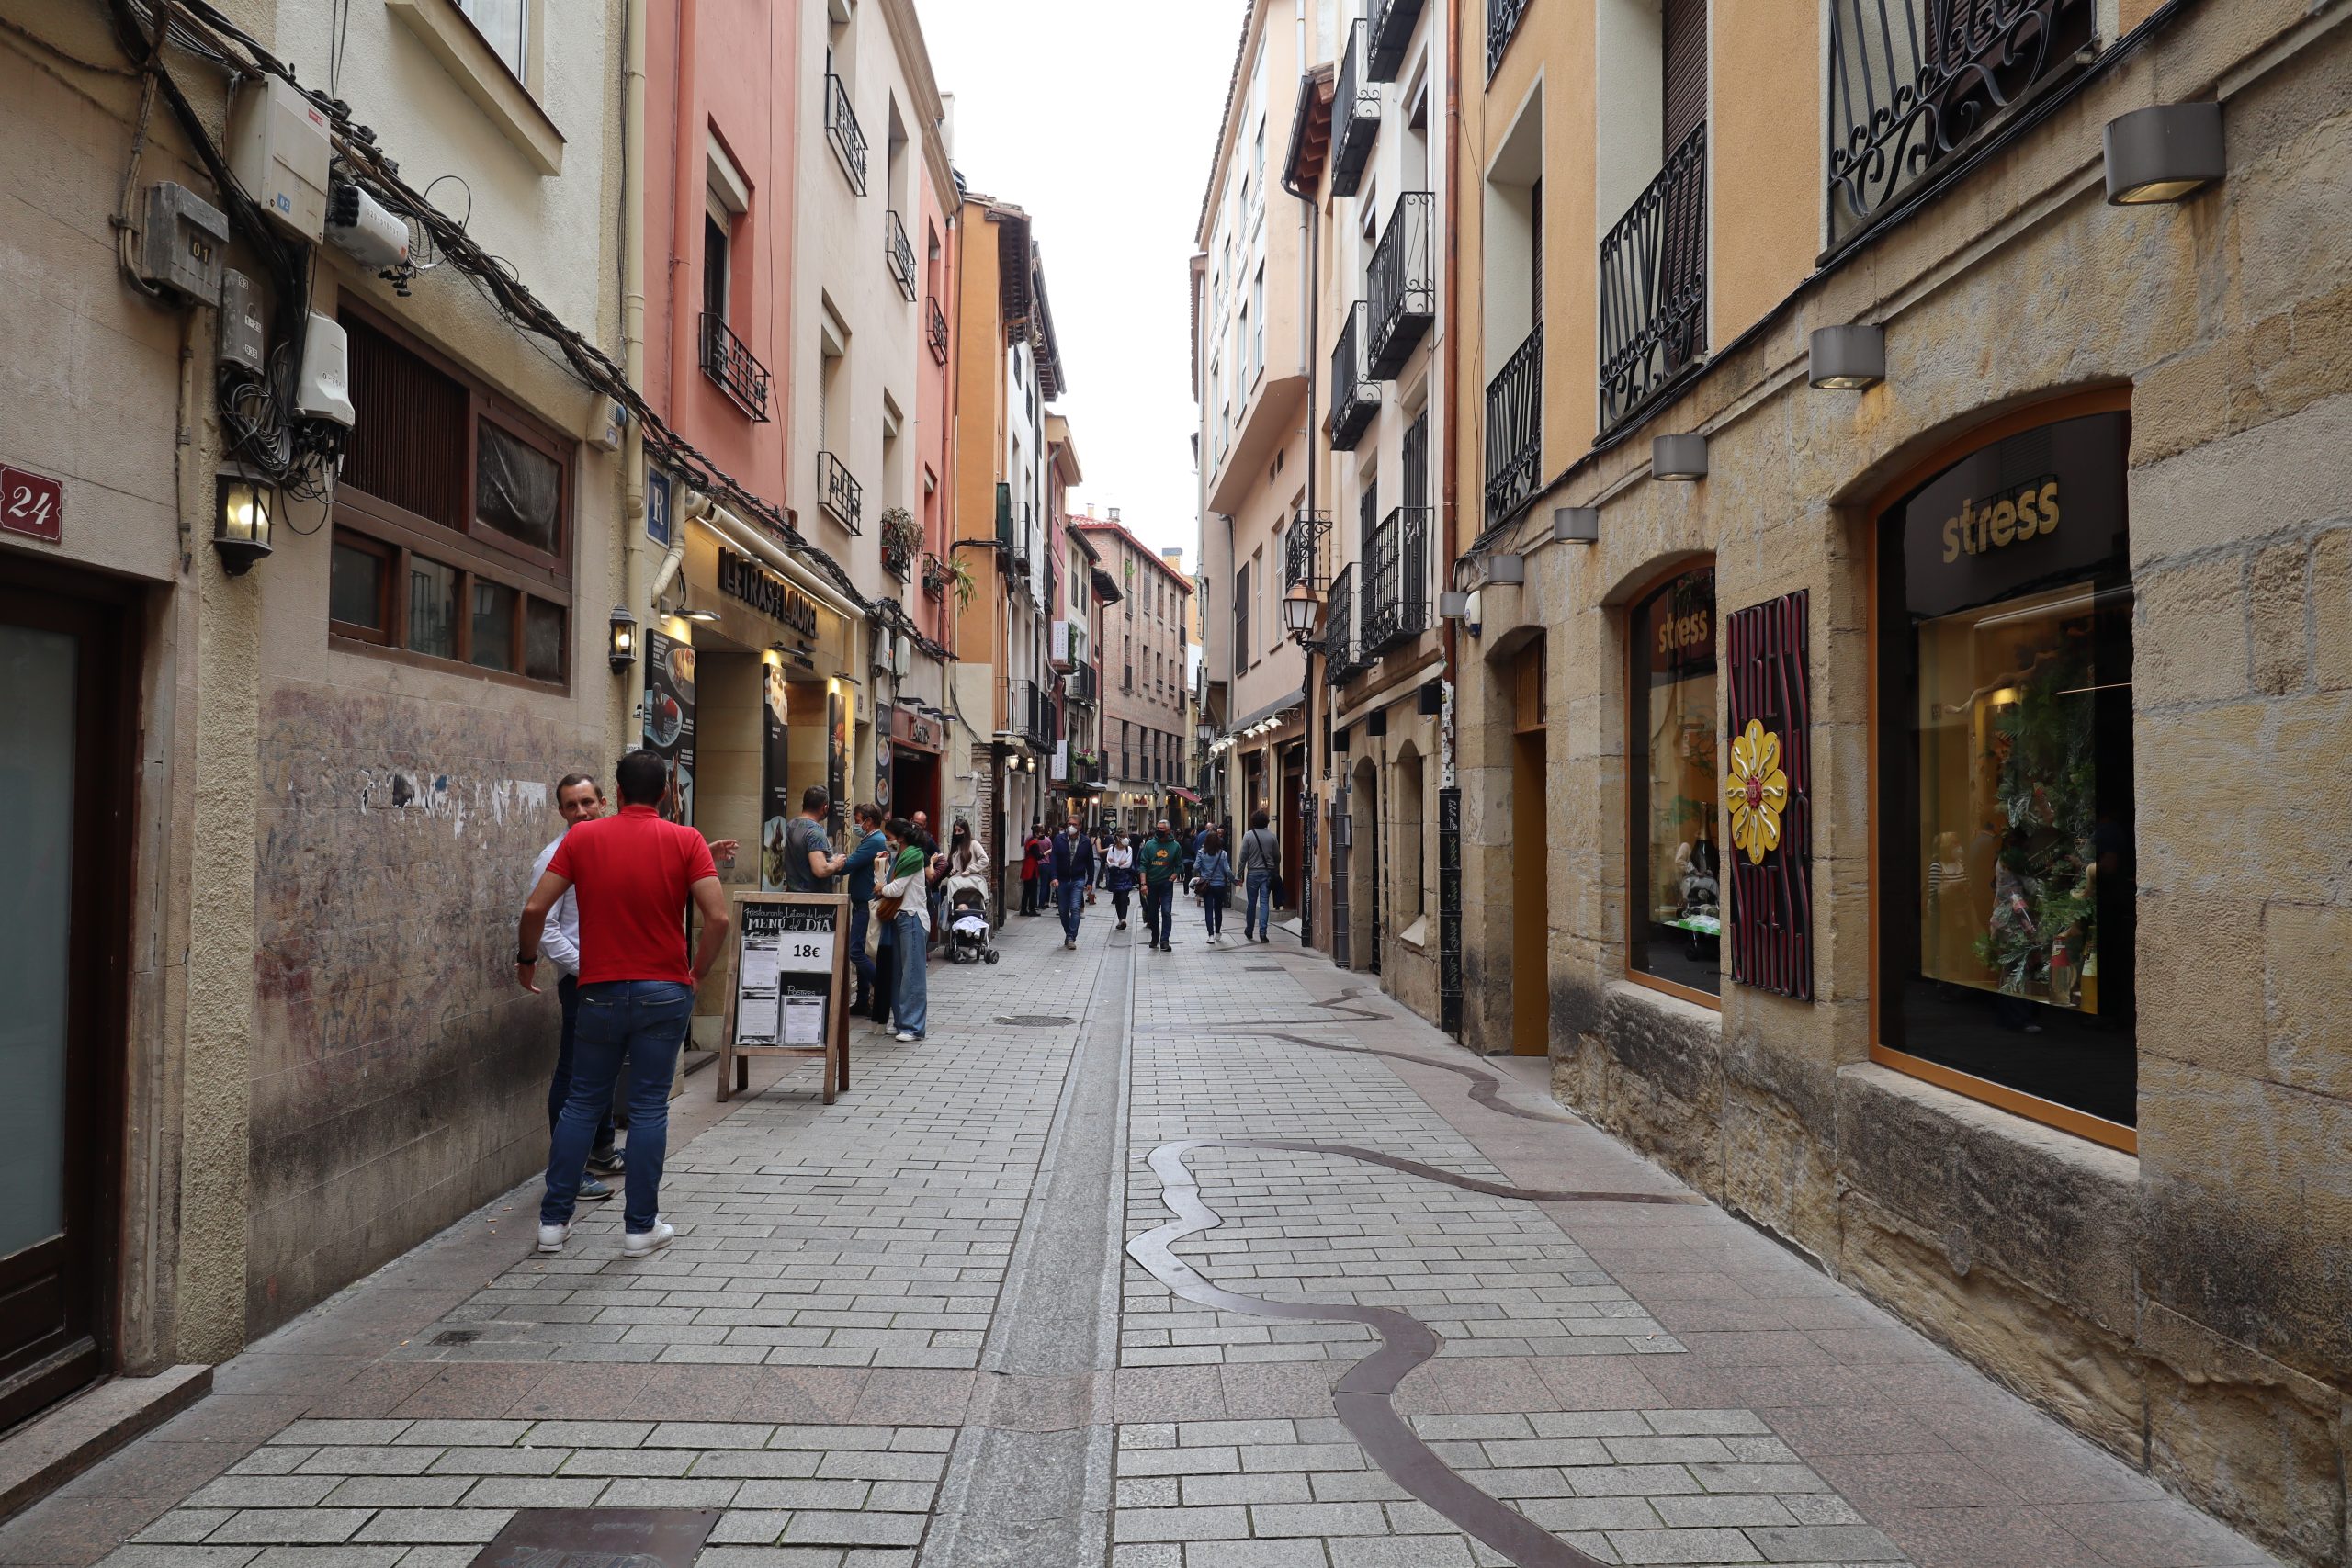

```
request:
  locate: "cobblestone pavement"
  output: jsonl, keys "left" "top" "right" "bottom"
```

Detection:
{"left": 2, "top": 908, "right": 2283, "bottom": 1568}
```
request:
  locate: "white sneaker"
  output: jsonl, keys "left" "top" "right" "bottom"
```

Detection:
{"left": 895, "top": 1030, "right": 919, "bottom": 1043}
{"left": 621, "top": 1220, "right": 674, "bottom": 1258}
{"left": 537, "top": 1223, "right": 570, "bottom": 1253}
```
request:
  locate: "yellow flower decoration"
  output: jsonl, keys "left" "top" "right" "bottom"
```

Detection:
{"left": 1724, "top": 718, "right": 1790, "bottom": 865}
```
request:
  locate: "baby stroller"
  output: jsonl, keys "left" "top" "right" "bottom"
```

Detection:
{"left": 944, "top": 874, "right": 999, "bottom": 964}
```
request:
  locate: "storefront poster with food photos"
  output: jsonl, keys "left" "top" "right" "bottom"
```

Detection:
{"left": 760, "top": 660, "right": 792, "bottom": 891}
{"left": 1724, "top": 591, "right": 1812, "bottom": 1000}
{"left": 873, "top": 704, "right": 895, "bottom": 814}
{"left": 641, "top": 626, "right": 696, "bottom": 826}
{"left": 826, "top": 687, "right": 847, "bottom": 838}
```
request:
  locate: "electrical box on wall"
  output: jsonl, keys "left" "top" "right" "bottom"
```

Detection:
{"left": 136, "top": 182, "right": 229, "bottom": 301}
{"left": 295, "top": 313, "right": 356, "bottom": 428}
{"left": 229, "top": 76, "right": 331, "bottom": 243}
{"left": 217, "top": 269, "right": 266, "bottom": 375}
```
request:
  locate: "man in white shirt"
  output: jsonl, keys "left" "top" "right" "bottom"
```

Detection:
{"left": 533, "top": 774, "right": 620, "bottom": 1200}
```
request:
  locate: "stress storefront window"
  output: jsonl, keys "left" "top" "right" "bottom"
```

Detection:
{"left": 1877, "top": 410, "right": 2136, "bottom": 1143}
{"left": 1629, "top": 564, "right": 1720, "bottom": 998}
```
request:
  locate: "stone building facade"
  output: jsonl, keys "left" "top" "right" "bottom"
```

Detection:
{"left": 1442, "top": 0, "right": 2352, "bottom": 1562}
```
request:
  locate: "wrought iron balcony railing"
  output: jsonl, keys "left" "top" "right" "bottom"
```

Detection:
{"left": 1004, "top": 677, "right": 1052, "bottom": 749}
{"left": 1286, "top": 509, "right": 1332, "bottom": 592}
{"left": 886, "top": 209, "right": 916, "bottom": 300}
{"left": 818, "top": 450, "right": 862, "bottom": 534}
{"left": 1332, "top": 18, "right": 1380, "bottom": 198}
{"left": 926, "top": 295, "right": 950, "bottom": 364}
{"left": 1828, "top": 0, "right": 2090, "bottom": 246}
{"left": 1367, "top": 0, "right": 1426, "bottom": 80}
{"left": 1600, "top": 121, "right": 1708, "bottom": 435}
{"left": 1488, "top": 0, "right": 1532, "bottom": 77}
{"left": 1327, "top": 300, "right": 1379, "bottom": 452}
{"left": 698, "top": 311, "right": 773, "bottom": 422}
{"left": 1324, "top": 563, "right": 1359, "bottom": 686}
{"left": 1367, "top": 191, "right": 1436, "bottom": 378}
{"left": 1066, "top": 663, "right": 1098, "bottom": 707}
{"left": 1011, "top": 502, "right": 1035, "bottom": 575}
{"left": 826, "top": 73, "right": 866, "bottom": 195}
{"left": 1362, "top": 506, "right": 1430, "bottom": 658}
{"left": 1484, "top": 324, "right": 1541, "bottom": 526}
{"left": 883, "top": 529, "right": 914, "bottom": 581}
{"left": 994, "top": 481, "right": 1013, "bottom": 551}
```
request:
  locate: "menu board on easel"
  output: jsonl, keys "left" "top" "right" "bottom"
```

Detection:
{"left": 721, "top": 892, "right": 849, "bottom": 1104}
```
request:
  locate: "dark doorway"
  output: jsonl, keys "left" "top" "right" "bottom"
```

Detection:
{"left": 0, "top": 574, "right": 132, "bottom": 1427}
{"left": 1278, "top": 744, "right": 1306, "bottom": 913}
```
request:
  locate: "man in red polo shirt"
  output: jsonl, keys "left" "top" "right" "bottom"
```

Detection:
{"left": 517, "top": 749, "right": 731, "bottom": 1258}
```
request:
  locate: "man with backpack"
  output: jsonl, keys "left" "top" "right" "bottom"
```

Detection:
{"left": 1238, "top": 808, "right": 1279, "bottom": 944}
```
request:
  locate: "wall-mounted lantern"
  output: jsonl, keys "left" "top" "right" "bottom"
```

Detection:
{"left": 607, "top": 606, "right": 640, "bottom": 671}
{"left": 212, "top": 470, "right": 276, "bottom": 575}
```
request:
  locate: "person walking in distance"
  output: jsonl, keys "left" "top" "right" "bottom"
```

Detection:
{"left": 1139, "top": 819, "right": 1182, "bottom": 953}
{"left": 527, "top": 774, "right": 620, "bottom": 1202}
{"left": 1103, "top": 832, "right": 1136, "bottom": 931}
{"left": 1049, "top": 818, "right": 1095, "bottom": 950}
{"left": 518, "top": 749, "right": 730, "bottom": 1258}
{"left": 1018, "top": 823, "right": 1049, "bottom": 916}
{"left": 1194, "top": 827, "right": 1233, "bottom": 945}
{"left": 841, "top": 804, "right": 889, "bottom": 1020}
{"left": 878, "top": 819, "right": 932, "bottom": 1041}
{"left": 1238, "top": 808, "right": 1279, "bottom": 943}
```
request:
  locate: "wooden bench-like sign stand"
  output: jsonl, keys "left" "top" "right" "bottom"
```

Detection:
{"left": 718, "top": 891, "right": 851, "bottom": 1103}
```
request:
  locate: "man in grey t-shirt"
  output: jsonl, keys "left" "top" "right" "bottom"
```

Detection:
{"left": 785, "top": 786, "right": 846, "bottom": 893}
{"left": 1237, "top": 808, "right": 1279, "bottom": 943}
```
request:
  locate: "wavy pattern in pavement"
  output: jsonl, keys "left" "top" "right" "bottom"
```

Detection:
{"left": 1127, "top": 1137, "right": 1705, "bottom": 1568}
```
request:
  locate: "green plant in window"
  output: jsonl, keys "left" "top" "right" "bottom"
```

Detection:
{"left": 1971, "top": 633, "right": 2099, "bottom": 998}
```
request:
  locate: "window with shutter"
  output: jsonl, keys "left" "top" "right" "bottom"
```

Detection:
{"left": 1662, "top": 0, "right": 1709, "bottom": 153}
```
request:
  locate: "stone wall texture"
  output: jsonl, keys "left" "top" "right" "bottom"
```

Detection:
{"left": 249, "top": 682, "right": 594, "bottom": 1336}
{"left": 1453, "top": 6, "right": 2352, "bottom": 1564}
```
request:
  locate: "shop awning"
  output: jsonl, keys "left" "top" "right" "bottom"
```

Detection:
{"left": 1166, "top": 785, "right": 1203, "bottom": 805}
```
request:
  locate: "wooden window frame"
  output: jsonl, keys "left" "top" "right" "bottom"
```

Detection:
{"left": 330, "top": 301, "right": 574, "bottom": 693}
{"left": 328, "top": 530, "right": 398, "bottom": 647}
{"left": 1864, "top": 386, "right": 2138, "bottom": 1155}
{"left": 1623, "top": 557, "right": 1724, "bottom": 1012}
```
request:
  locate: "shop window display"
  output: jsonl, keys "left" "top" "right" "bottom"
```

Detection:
{"left": 1877, "top": 411, "right": 2136, "bottom": 1136}
{"left": 1629, "top": 564, "right": 1721, "bottom": 998}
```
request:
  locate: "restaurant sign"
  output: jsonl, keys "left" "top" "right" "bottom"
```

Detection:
{"left": 718, "top": 546, "right": 820, "bottom": 637}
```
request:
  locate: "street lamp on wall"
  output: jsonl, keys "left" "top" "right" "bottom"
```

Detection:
{"left": 607, "top": 605, "right": 640, "bottom": 671}
{"left": 212, "top": 470, "right": 276, "bottom": 575}
{"left": 1281, "top": 580, "right": 1319, "bottom": 643}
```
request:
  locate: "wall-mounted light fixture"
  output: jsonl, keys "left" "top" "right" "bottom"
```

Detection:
{"left": 1484, "top": 553, "right": 1525, "bottom": 586}
{"left": 679, "top": 596, "right": 723, "bottom": 625}
{"left": 1653, "top": 434, "right": 1709, "bottom": 480}
{"left": 1280, "top": 580, "right": 1319, "bottom": 642}
{"left": 212, "top": 470, "right": 276, "bottom": 575}
{"left": 1438, "top": 592, "right": 1471, "bottom": 620}
{"left": 1553, "top": 506, "right": 1600, "bottom": 543}
{"left": 607, "top": 605, "right": 639, "bottom": 671}
{"left": 2105, "top": 102, "right": 2225, "bottom": 205}
{"left": 1807, "top": 324, "right": 1886, "bottom": 389}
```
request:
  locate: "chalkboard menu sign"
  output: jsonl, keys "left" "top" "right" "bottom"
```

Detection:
{"left": 720, "top": 892, "right": 849, "bottom": 1103}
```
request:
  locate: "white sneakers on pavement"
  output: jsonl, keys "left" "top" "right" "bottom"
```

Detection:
{"left": 622, "top": 1219, "right": 674, "bottom": 1258}
{"left": 537, "top": 1222, "right": 571, "bottom": 1254}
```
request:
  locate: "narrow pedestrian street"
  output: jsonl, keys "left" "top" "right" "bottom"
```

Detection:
{"left": 1, "top": 913, "right": 2277, "bottom": 1568}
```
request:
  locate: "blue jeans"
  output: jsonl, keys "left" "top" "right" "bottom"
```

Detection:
{"left": 1057, "top": 877, "right": 1086, "bottom": 941}
{"left": 893, "top": 913, "right": 928, "bottom": 1036}
{"left": 1203, "top": 885, "right": 1228, "bottom": 936}
{"left": 1245, "top": 870, "right": 1272, "bottom": 938}
{"left": 549, "top": 976, "right": 617, "bottom": 1158}
{"left": 542, "top": 979, "right": 693, "bottom": 1233}
{"left": 1144, "top": 882, "right": 1175, "bottom": 946}
{"left": 848, "top": 902, "right": 876, "bottom": 1013}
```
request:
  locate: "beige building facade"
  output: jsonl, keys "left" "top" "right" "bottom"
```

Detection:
{"left": 0, "top": 0, "right": 627, "bottom": 1421}
{"left": 1447, "top": 0, "right": 2352, "bottom": 1562}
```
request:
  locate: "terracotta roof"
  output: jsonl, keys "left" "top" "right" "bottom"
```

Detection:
{"left": 1073, "top": 516, "right": 1195, "bottom": 594}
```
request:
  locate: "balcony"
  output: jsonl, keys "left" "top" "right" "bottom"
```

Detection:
{"left": 886, "top": 209, "right": 916, "bottom": 301}
{"left": 818, "top": 450, "right": 862, "bottom": 534}
{"left": 1004, "top": 677, "right": 1051, "bottom": 749}
{"left": 1366, "top": 191, "right": 1435, "bottom": 378}
{"left": 1487, "top": 0, "right": 1531, "bottom": 77}
{"left": 1324, "top": 564, "right": 1358, "bottom": 686}
{"left": 1065, "top": 664, "right": 1098, "bottom": 707}
{"left": 1010, "top": 502, "right": 1034, "bottom": 576}
{"left": 926, "top": 295, "right": 950, "bottom": 364}
{"left": 1285, "top": 509, "right": 1332, "bottom": 592}
{"left": 1362, "top": 506, "right": 1430, "bottom": 658}
{"left": 1367, "top": 0, "right": 1426, "bottom": 80}
{"left": 994, "top": 481, "right": 1013, "bottom": 552}
{"left": 826, "top": 73, "right": 866, "bottom": 195}
{"left": 1600, "top": 121, "right": 1708, "bottom": 435}
{"left": 1828, "top": 0, "right": 2091, "bottom": 247}
{"left": 1484, "top": 324, "right": 1541, "bottom": 526}
{"left": 1326, "top": 301, "right": 1379, "bottom": 452}
{"left": 698, "top": 311, "right": 773, "bottom": 422}
{"left": 1331, "top": 18, "right": 1380, "bottom": 198}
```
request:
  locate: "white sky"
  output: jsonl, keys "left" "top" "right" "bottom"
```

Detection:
{"left": 913, "top": 0, "right": 1249, "bottom": 579}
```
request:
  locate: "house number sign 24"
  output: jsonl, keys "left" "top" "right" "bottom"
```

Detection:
{"left": 2, "top": 465, "right": 64, "bottom": 544}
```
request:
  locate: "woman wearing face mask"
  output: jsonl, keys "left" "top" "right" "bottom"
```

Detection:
{"left": 1102, "top": 832, "right": 1137, "bottom": 931}
{"left": 878, "top": 818, "right": 932, "bottom": 1042}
